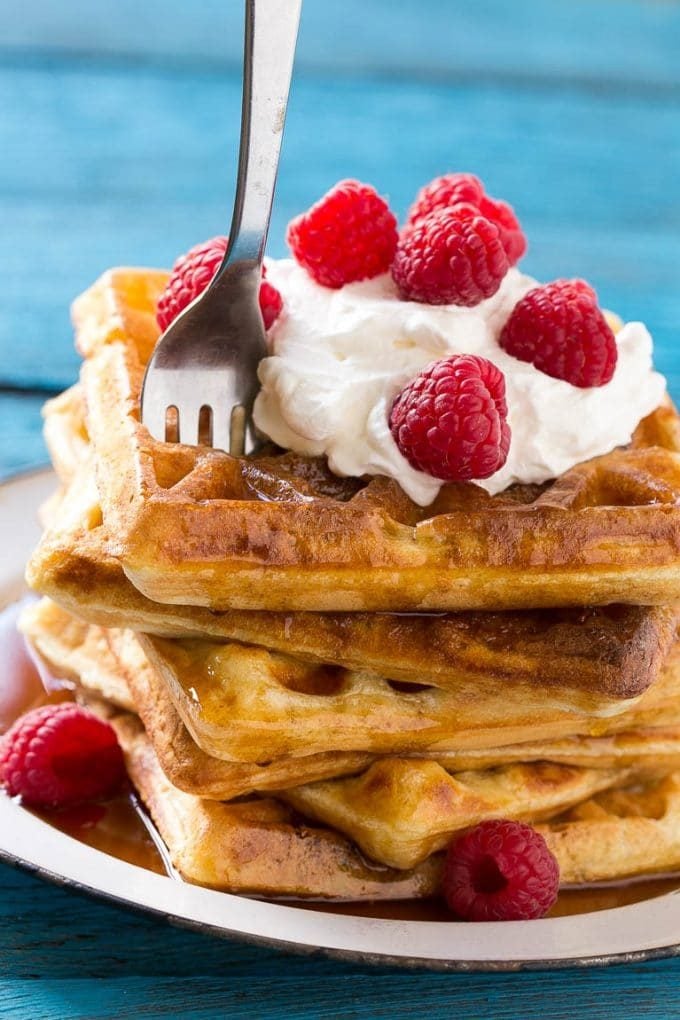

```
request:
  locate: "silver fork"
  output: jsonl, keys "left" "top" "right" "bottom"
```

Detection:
{"left": 141, "top": 0, "right": 302, "bottom": 456}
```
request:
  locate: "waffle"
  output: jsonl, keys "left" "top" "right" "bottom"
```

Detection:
{"left": 22, "top": 598, "right": 680, "bottom": 892}
{"left": 538, "top": 774, "right": 680, "bottom": 886}
{"left": 20, "top": 599, "right": 373, "bottom": 799}
{"left": 111, "top": 712, "right": 440, "bottom": 899}
{"left": 27, "top": 486, "right": 680, "bottom": 754}
{"left": 73, "top": 268, "right": 680, "bottom": 612}
{"left": 21, "top": 264, "right": 680, "bottom": 902}
{"left": 27, "top": 460, "right": 680, "bottom": 719}
{"left": 20, "top": 598, "right": 680, "bottom": 796}
{"left": 114, "top": 713, "right": 680, "bottom": 895}
{"left": 283, "top": 759, "right": 672, "bottom": 870}
{"left": 140, "top": 626, "right": 680, "bottom": 761}
{"left": 22, "top": 597, "right": 680, "bottom": 857}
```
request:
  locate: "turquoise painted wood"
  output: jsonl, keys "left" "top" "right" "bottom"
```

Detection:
{"left": 2, "top": 866, "right": 680, "bottom": 1020}
{"left": 2, "top": 0, "right": 680, "bottom": 90}
{"left": 3, "top": 2, "right": 680, "bottom": 1016}
{"left": 0, "top": 394, "right": 48, "bottom": 477}
{"left": 1, "top": 57, "right": 679, "bottom": 403}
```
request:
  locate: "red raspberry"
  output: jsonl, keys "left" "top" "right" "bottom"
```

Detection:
{"left": 286, "top": 179, "right": 398, "bottom": 289}
{"left": 389, "top": 354, "right": 510, "bottom": 482}
{"left": 478, "top": 195, "right": 526, "bottom": 265}
{"left": 258, "top": 265, "right": 283, "bottom": 329}
{"left": 407, "top": 172, "right": 485, "bottom": 223}
{"left": 156, "top": 237, "right": 282, "bottom": 332}
{"left": 442, "top": 820, "right": 560, "bottom": 921}
{"left": 0, "top": 703, "right": 126, "bottom": 809}
{"left": 406, "top": 173, "right": 526, "bottom": 266}
{"left": 391, "top": 205, "right": 509, "bottom": 306}
{"left": 499, "top": 279, "right": 617, "bottom": 388}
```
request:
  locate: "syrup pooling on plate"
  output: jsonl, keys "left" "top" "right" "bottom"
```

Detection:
{"left": 0, "top": 602, "right": 164, "bottom": 873}
{"left": 0, "top": 599, "right": 49, "bottom": 732}
{"left": 2, "top": 600, "right": 679, "bottom": 919}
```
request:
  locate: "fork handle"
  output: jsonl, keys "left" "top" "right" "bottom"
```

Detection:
{"left": 222, "top": 0, "right": 302, "bottom": 268}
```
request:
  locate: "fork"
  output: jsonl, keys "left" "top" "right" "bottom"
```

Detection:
{"left": 141, "top": 0, "right": 302, "bottom": 456}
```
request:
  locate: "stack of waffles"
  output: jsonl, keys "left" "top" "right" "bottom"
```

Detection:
{"left": 22, "top": 268, "right": 680, "bottom": 902}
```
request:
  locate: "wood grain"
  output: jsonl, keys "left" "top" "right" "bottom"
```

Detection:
{"left": 2, "top": 866, "right": 680, "bottom": 1019}
{"left": 0, "top": 394, "right": 48, "bottom": 477}
{"left": 1, "top": 0, "right": 679, "bottom": 91}
{"left": 0, "top": 58, "right": 678, "bottom": 395}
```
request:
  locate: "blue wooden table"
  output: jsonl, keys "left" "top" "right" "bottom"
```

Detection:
{"left": 2, "top": 2, "right": 680, "bottom": 1016}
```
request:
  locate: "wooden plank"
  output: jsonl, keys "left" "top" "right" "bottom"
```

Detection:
{"left": 0, "top": 393, "right": 47, "bottom": 479}
{"left": 2, "top": 865, "right": 680, "bottom": 1019}
{"left": 1, "top": 62, "right": 678, "bottom": 394}
{"left": 1, "top": 0, "right": 679, "bottom": 90}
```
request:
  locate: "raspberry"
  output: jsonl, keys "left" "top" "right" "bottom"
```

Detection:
{"left": 499, "top": 279, "right": 617, "bottom": 388}
{"left": 442, "top": 820, "right": 560, "bottom": 921}
{"left": 389, "top": 354, "right": 510, "bottom": 482}
{"left": 286, "top": 179, "right": 398, "bottom": 289}
{"left": 0, "top": 703, "right": 126, "bottom": 808}
{"left": 478, "top": 195, "right": 526, "bottom": 266}
{"left": 258, "top": 265, "right": 283, "bottom": 329}
{"left": 406, "top": 173, "right": 526, "bottom": 265}
{"left": 156, "top": 237, "right": 282, "bottom": 332}
{"left": 391, "top": 205, "right": 509, "bottom": 306}
{"left": 407, "top": 172, "right": 485, "bottom": 224}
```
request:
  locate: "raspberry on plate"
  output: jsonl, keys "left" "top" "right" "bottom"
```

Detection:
{"left": 392, "top": 205, "right": 509, "bottom": 306}
{"left": 442, "top": 819, "right": 560, "bottom": 921}
{"left": 500, "top": 278, "right": 618, "bottom": 388}
{"left": 156, "top": 236, "right": 282, "bottom": 332}
{"left": 286, "top": 179, "right": 398, "bottom": 288}
{"left": 389, "top": 354, "right": 511, "bottom": 482}
{"left": 406, "top": 172, "right": 527, "bottom": 265}
{"left": 0, "top": 703, "right": 126, "bottom": 808}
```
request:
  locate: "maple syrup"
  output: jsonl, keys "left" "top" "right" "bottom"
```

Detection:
{"left": 2, "top": 601, "right": 679, "bottom": 920}
{"left": 297, "top": 876, "right": 680, "bottom": 922}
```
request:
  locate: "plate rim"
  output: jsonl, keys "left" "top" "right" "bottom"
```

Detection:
{"left": 3, "top": 465, "right": 680, "bottom": 972}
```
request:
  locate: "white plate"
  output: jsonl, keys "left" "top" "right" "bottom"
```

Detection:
{"left": 2, "top": 467, "right": 680, "bottom": 971}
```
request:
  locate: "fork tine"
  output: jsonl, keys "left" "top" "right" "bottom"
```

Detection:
{"left": 211, "top": 409, "right": 231, "bottom": 455}
{"left": 141, "top": 396, "right": 170, "bottom": 444}
{"left": 140, "top": 0, "right": 300, "bottom": 458}
{"left": 177, "top": 403, "right": 201, "bottom": 447}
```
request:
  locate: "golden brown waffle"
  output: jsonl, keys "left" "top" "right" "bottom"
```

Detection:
{"left": 21, "top": 599, "right": 134, "bottom": 712}
{"left": 73, "top": 268, "right": 680, "bottom": 612}
{"left": 21, "top": 598, "right": 680, "bottom": 802}
{"left": 113, "top": 714, "right": 680, "bottom": 896}
{"left": 27, "top": 481, "right": 680, "bottom": 749}
{"left": 20, "top": 600, "right": 373, "bottom": 799}
{"left": 538, "top": 774, "right": 680, "bottom": 886}
{"left": 22, "top": 600, "right": 680, "bottom": 891}
{"left": 111, "top": 712, "right": 439, "bottom": 899}
{"left": 282, "top": 758, "right": 675, "bottom": 870}
{"left": 27, "top": 461, "right": 680, "bottom": 709}
{"left": 42, "top": 385, "right": 90, "bottom": 488}
{"left": 139, "top": 627, "right": 680, "bottom": 761}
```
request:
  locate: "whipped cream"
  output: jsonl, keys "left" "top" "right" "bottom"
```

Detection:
{"left": 254, "top": 259, "right": 666, "bottom": 506}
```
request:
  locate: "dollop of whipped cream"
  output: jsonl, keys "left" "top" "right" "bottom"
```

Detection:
{"left": 254, "top": 259, "right": 666, "bottom": 506}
